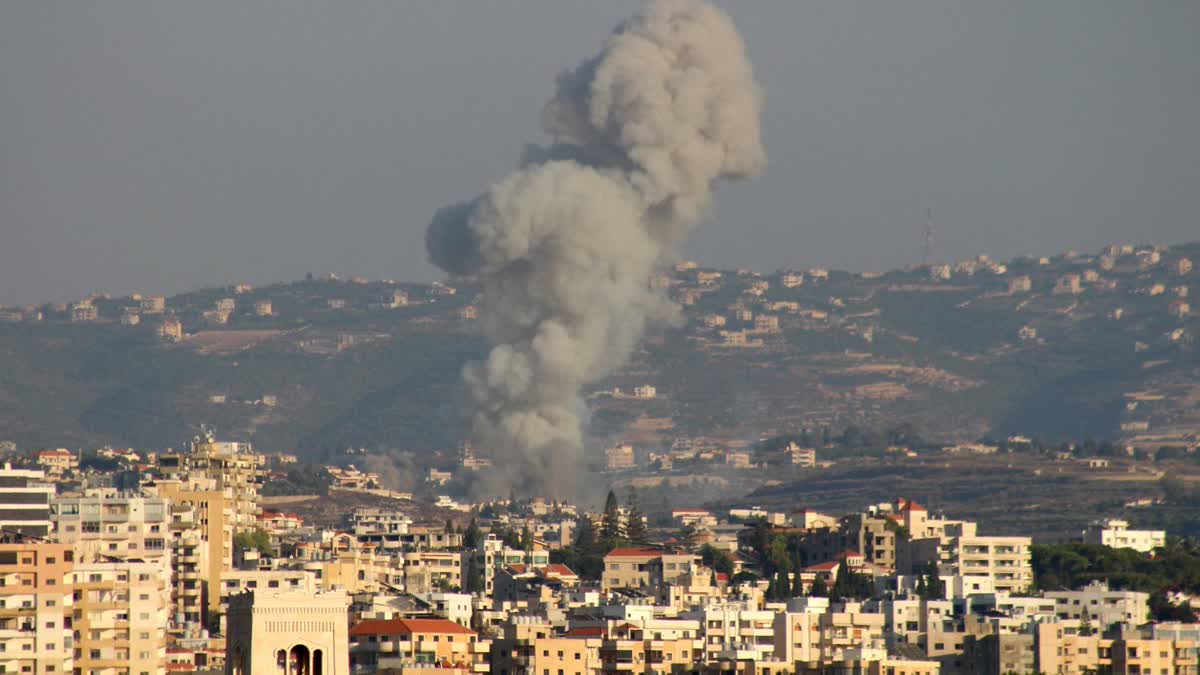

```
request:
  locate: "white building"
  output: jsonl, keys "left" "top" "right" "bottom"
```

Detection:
{"left": 1082, "top": 519, "right": 1165, "bottom": 553}
{"left": 1045, "top": 580, "right": 1150, "bottom": 629}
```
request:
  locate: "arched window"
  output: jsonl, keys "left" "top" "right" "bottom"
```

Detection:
{"left": 290, "top": 645, "right": 311, "bottom": 675}
{"left": 276, "top": 649, "right": 287, "bottom": 672}
{"left": 312, "top": 649, "right": 324, "bottom": 675}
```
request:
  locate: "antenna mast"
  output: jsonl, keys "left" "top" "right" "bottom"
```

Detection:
{"left": 922, "top": 208, "right": 935, "bottom": 266}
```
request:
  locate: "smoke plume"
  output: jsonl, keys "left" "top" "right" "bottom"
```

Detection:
{"left": 426, "top": 0, "right": 765, "bottom": 497}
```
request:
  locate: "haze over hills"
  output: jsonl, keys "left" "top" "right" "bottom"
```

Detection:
{"left": 0, "top": 241, "right": 1196, "bottom": 458}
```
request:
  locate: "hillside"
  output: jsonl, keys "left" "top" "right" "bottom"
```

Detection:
{"left": 0, "top": 242, "right": 1197, "bottom": 456}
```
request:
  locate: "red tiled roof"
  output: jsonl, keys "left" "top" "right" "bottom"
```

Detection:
{"left": 542, "top": 563, "right": 577, "bottom": 578}
{"left": 605, "top": 547, "right": 663, "bottom": 558}
{"left": 804, "top": 560, "right": 840, "bottom": 572}
{"left": 716, "top": 573, "right": 729, "bottom": 582}
{"left": 350, "top": 618, "right": 475, "bottom": 637}
{"left": 899, "top": 499, "right": 926, "bottom": 512}
{"left": 564, "top": 626, "right": 606, "bottom": 638}
{"left": 506, "top": 564, "right": 528, "bottom": 574}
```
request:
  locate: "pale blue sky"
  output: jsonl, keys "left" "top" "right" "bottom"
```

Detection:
{"left": 2, "top": 1, "right": 1197, "bottom": 305}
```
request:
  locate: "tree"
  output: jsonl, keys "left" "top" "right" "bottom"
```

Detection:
{"left": 792, "top": 560, "right": 806, "bottom": 597}
{"left": 464, "top": 555, "right": 483, "bottom": 594}
{"left": 1078, "top": 611, "right": 1094, "bottom": 637}
{"left": 601, "top": 490, "right": 623, "bottom": 542}
{"left": 463, "top": 518, "right": 482, "bottom": 549}
{"left": 700, "top": 545, "right": 734, "bottom": 575}
{"left": 233, "top": 528, "right": 272, "bottom": 557}
{"left": 625, "top": 489, "right": 648, "bottom": 544}
{"left": 575, "top": 516, "right": 598, "bottom": 555}
{"left": 775, "top": 571, "right": 791, "bottom": 599}
{"left": 520, "top": 525, "right": 534, "bottom": 553}
{"left": 731, "top": 571, "right": 759, "bottom": 587}
{"left": 445, "top": 518, "right": 456, "bottom": 534}
{"left": 810, "top": 574, "right": 829, "bottom": 597}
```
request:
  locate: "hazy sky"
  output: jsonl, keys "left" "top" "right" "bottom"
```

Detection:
{"left": 2, "top": 1, "right": 1197, "bottom": 306}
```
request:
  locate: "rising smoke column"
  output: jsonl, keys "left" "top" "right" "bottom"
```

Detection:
{"left": 426, "top": 0, "right": 765, "bottom": 497}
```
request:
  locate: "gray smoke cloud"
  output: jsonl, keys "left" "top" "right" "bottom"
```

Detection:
{"left": 426, "top": 0, "right": 765, "bottom": 497}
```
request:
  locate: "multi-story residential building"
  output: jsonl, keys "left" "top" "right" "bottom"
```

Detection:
{"left": 50, "top": 489, "right": 170, "bottom": 563}
{"left": 0, "top": 463, "right": 54, "bottom": 537}
{"left": 226, "top": 589, "right": 350, "bottom": 675}
{"left": 400, "top": 550, "right": 462, "bottom": 594}
{"left": 843, "top": 513, "right": 898, "bottom": 571}
{"left": 1082, "top": 518, "right": 1166, "bottom": 553}
{"left": 139, "top": 295, "right": 166, "bottom": 314}
{"left": 604, "top": 443, "right": 636, "bottom": 472}
{"left": 1045, "top": 580, "right": 1150, "bottom": 629}
{"left": 156, "top": 433, "right": 264, "bottom": 532}
{"left": 149, "top": 477, "right": 234, "bottom": 628}
{"left": 869, "top": 598, "right": 955, "bottom": 651}
{"left": 602, "top": 548, "right": 699, "bottom": 592}
{"left": 895, "top": 503, "right": 1031, "bottom": 595}
{"left": 36, "top": 449, "right": 78, "bottom": 476}
{"left": 349, "top": 617, "right": 480, "bottom": 672}
{"left": 961, "top": 632, "right": 1034, "bottom": 675}
{"left": 1033, "top": 621, "right": 1197, "bottom": 675}
{"left": 473, "top": 535, "right": 551, "bottom": 597}
{"left": 72, "top": 558, "right": 170, "bottom": 675}
{"left": 688, "top": 604, "right": 776, "bottom": 662}
{"left": 157, "top": 317, "right": 183, "bottom": 342}
{"left": 490, "top": 617, "right": 601, "bottom": 674}
{"left": 773, "top": 598, "right": 888, "bottom": 666}
{"left": 0, "top": 540, "right": 75, "bottom": 675}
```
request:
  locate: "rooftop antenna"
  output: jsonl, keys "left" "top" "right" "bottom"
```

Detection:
{"left": 922, "top": 208, "right": 935, "bottom": 266}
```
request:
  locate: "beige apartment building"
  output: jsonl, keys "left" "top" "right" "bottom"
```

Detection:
{"left": 1034, "top": 622, "right": 1198, "bottom": 675}
{"left": 895, "top": 502, "right": 1032, "bottom": 594}
{"left": 348, "top": 617, "right": 480, "bottom": 672}
{"left": 400, "top": 550, "right": 462, "bottom": 593}
{"left": 156, "top": 433, "right": 264, "bottom": 532}
{"left": 601, "top": 548, "right": 698, "bottom": 591}
{"left": 51, "top": 490, "right": 170, "bottom": 563}
{"left": 0, "top": 541, "right": 75, "bottom": 675}
{"left": 490, "top": 617, "right": 601, "bottom": 675}
{"left": 72, "top": 558, "right": 170, "bottom": 675}
{"left": 149, "top": 477, "right": 234, "bottom": 628}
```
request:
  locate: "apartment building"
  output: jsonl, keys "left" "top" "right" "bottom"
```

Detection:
{"left": 50, "top": 490, "right": 170, "bottom": 563}
{"left": 156, "top": 433, "right": 263, "bottom": 532}
{"left": 149, "top": 477, "right": 234, "bottom": 628}
{"left": 895, "top": 505, "right": 1031, "bottom": 595}
{"left": 490, "top": 618, "right": 601, "bottom": 675}
{"left": 1082, "top": 519, "right": 1166, "bottom": 553}
{"left": 348, "top": 617, "right": 480, "bottom": 671}
{"left": 72, "top": 558, "right": 170, "bottom": 675}
{"left": 688, "top": 605, "right": 776, "bottom": 662}
{"left": 400, "top": 550, "right": 461, "bottom": 594}
{"left": 0, "top": 464, "right": 54, "bottom": 537}
{"left": 1034, "top": 622, "right": 1198, "bottom": 675}
{"left": 601, "top": 548, "right": 698, "bottom": 592}
{"left": 773, "top": 598, "right": 888, "bottom": 666}
{"left": 473, "top": 535, "right": 550, "bottom": 596}
{"left": 1045, "top": 580, "right": 1150, "bottom": 629}
{"left": 0, "top": 540, "right": 74, "bottom": 675}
